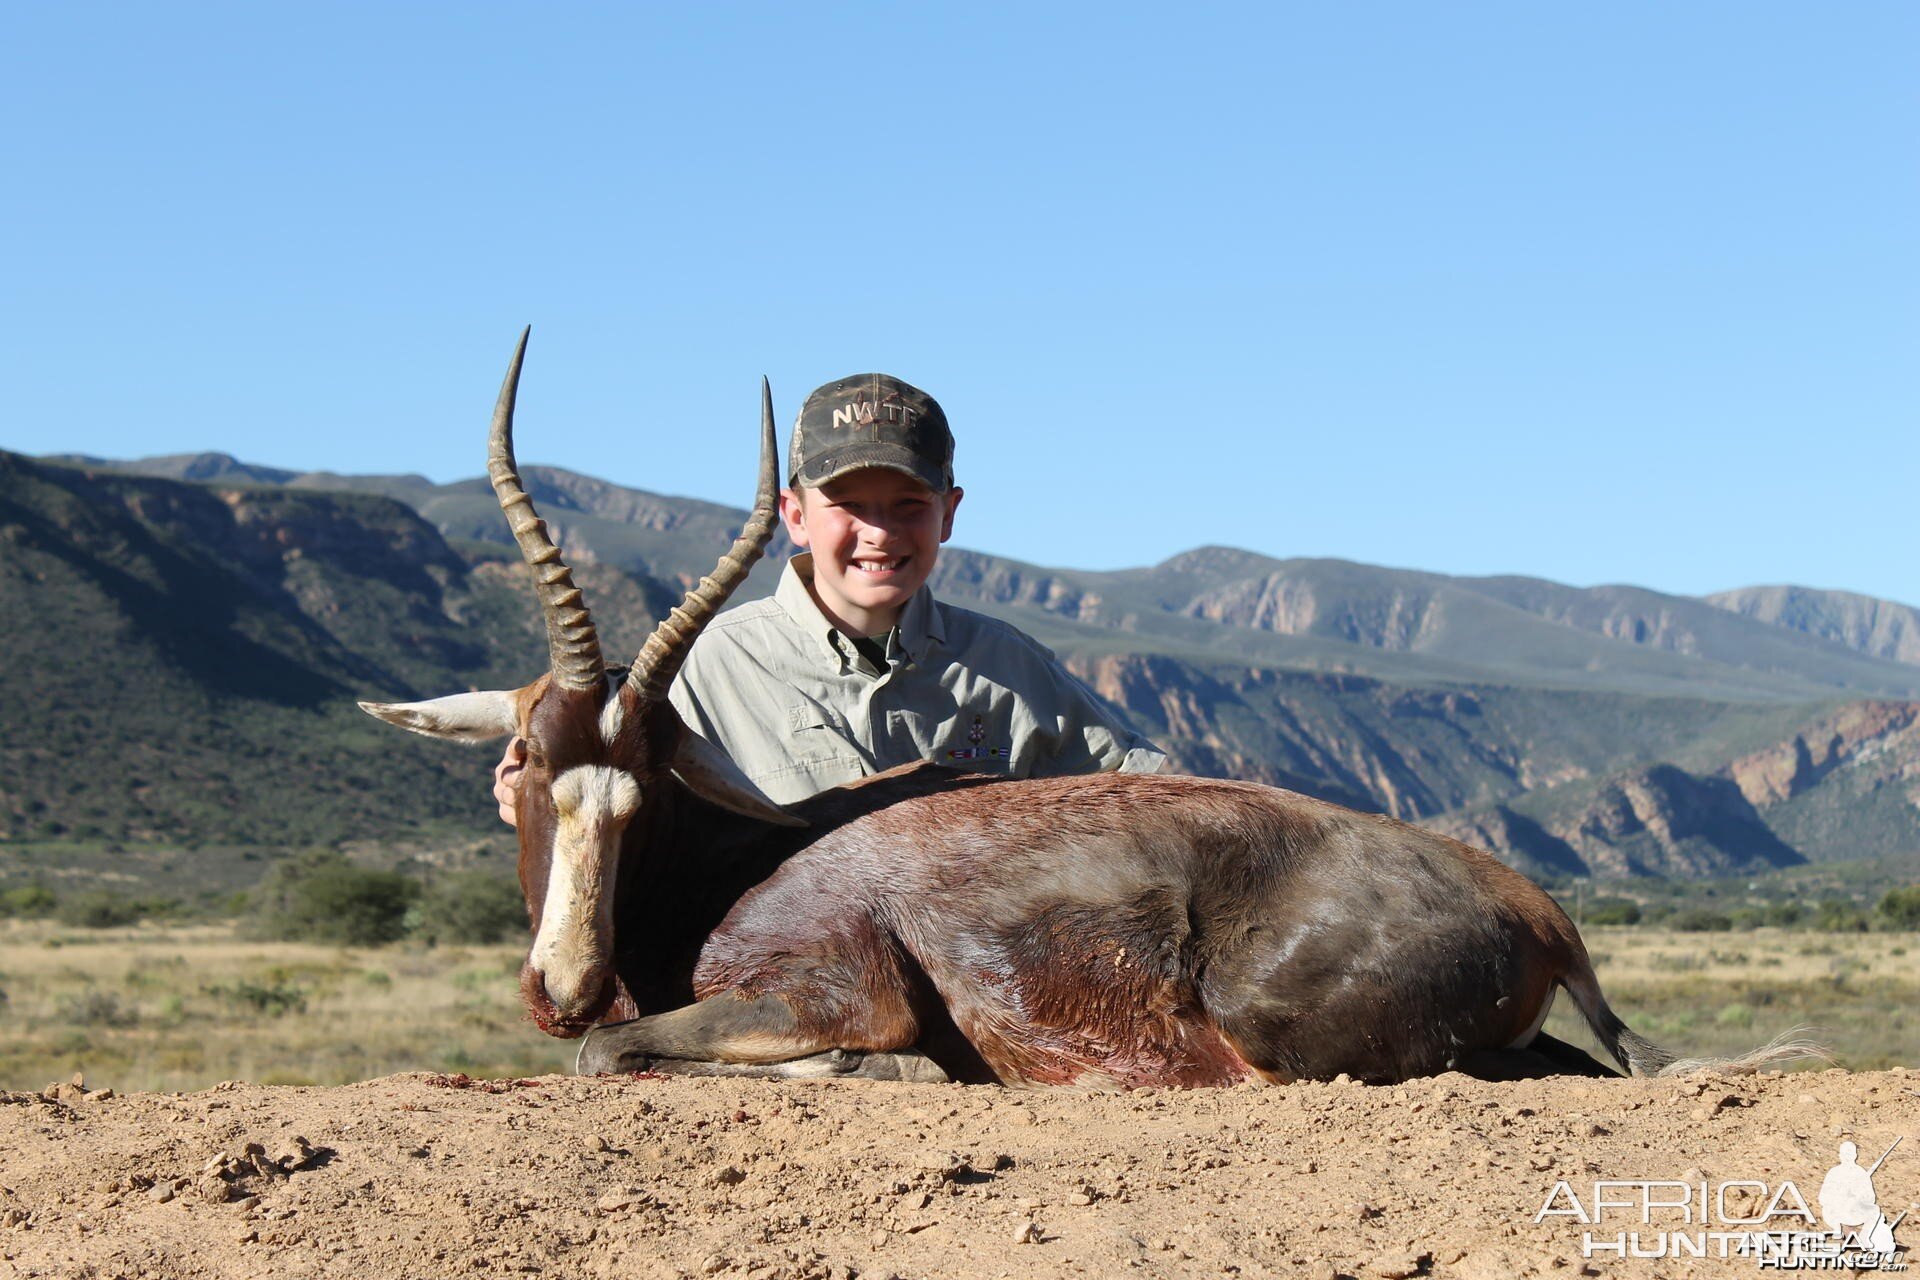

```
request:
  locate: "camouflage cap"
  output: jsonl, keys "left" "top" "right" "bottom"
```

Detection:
{"left": 789, "top": 373, "right": 954, "bottom": 493}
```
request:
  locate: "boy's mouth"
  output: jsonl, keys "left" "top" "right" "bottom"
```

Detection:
{"left": 851, "top": 557, "right": 909, "bottom": 575}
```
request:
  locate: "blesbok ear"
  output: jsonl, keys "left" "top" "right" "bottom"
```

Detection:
{"left": 358, "top": 691, "right": 520, "bottom": 743}
{"left": 670, "top": 732, "right": 808, "bottom": 829}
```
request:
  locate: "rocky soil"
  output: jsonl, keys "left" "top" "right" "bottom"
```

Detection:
{"left": 2, "top": 1068, "right": 1916, "bottom": 1279}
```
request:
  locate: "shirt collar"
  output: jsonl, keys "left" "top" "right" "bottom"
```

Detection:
{"left": 776, "top": 553, "right": 946, "bottom": 665}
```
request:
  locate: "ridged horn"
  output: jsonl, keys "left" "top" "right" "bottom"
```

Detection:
{"left": 487, "top": 327, "right": 606, "bottom": 692}
{"left": 625, "top": 377, "right": 779, "bottom": 703}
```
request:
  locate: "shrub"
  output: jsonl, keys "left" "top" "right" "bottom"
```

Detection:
{"left": 1583, "top": 897, "right": 1642, "bottom": 926}
{"left": 204, "top": 980, "right": 307, "bottom": 1016}
{"left": 57, "top": 990, "right": 138, "bottom": 1027}
{"left": 1668, "top": 908, "right": 1733, "bottom": 933}
{"left": 1814, "top": 900, "right": 1869, "bottom": 933}
{"left": 412, "top": 871, "right": 526, "bottom": 946}
{"left": 0, "top": 885, "right": 58, "bottom": 918}
{"left": 248, "top": 851, "right": 418, "bottom": 946}
{"left": 1764, "top": 902, "right": 1808, "bottom": 928}
{"left": 1877, "top": 885, "right": 1920, "bottom": 931}
{"left": 54, "top": 891, "right": 144, "bottom": 929}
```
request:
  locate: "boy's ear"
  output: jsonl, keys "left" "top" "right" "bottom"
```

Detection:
{"left": 939, "top": 486, "right": 963, "bottom": 542}
{"left": 778, "top": 487, "right": 811, "bottom": 549}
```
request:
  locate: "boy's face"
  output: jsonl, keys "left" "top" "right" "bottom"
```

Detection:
{"left": 779, "top": 468, "right": 963, "bottom": 638}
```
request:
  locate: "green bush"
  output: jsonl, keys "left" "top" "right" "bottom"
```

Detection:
{"left": 204, "top": 980, "right": 307, "bottom": 1016}
{"left": 0, "top": 885, "right": 58, "bottom": 918}
{"left": 1669, "top": 907, "right": 1734, "bottom": 933}
{"left": 1583, "top": 897, "right": 1642, "bottom": 926}
{"left": 412, "top": 871, "right": 526, "bottom": 946}
{"left": 54, "top": 891, "right": 145, "bottom": 929}
{"left": 1764, "top": 901, "right": 1808, "bottom": 928}
{"left": 247, "top": 850, "right": 418, "bottom": 946}
{"left": 1814, "top": 899, "right": 1869, "bottom": 933}
{"left": 57, "top": 990, "right": 138, "bottom": 1027}
{"left": 1877, "top": 885, "right": 1920, "bottom": 931}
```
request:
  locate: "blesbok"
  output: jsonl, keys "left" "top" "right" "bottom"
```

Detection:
{"left": 361, "top": 332, "right": 1806, "bottom": 1086}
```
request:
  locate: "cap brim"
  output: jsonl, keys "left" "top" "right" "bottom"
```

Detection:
{"left": 792, "top": 443, "right": 949, "bottom": 493}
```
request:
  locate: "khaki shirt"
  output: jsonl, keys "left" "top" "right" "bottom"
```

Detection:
{"left": 669, "top": 554, "right": 1168, "bottom": 804}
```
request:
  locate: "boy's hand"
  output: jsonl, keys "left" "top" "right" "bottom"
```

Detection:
{"left": 493, "top": 736, "right": 527, "bottom": 828}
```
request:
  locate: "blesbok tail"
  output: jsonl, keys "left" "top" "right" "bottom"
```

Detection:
{"left": 1559, "top": 958, "right": 1830, "bottom": 1078}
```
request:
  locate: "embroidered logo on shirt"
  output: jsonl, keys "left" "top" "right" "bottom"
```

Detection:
{"left": 946, "top": 714, "right": 1009, "bottom": 761}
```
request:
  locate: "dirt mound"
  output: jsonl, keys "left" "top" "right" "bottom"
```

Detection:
{"left": 2, "top": 1068, "right": 1915, "bottom": 1278}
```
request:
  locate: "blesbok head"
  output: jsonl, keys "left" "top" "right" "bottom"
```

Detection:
{"left": 359, "top": 329, "right": 802, "bottom": 1036}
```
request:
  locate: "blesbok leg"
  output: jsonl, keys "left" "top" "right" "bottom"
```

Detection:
{"left": 573, "top": 992, "right": 944, "bottom": 1081}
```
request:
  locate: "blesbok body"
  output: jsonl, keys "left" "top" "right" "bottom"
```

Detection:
{"left": 362, "top": 333, "right": 1792, "bottom": 1086}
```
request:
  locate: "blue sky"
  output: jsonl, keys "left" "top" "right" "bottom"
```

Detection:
{"left": 7, "top": 4, "right": 1916, "bottom": 604}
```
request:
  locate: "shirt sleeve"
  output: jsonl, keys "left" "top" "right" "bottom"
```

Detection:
{"left": 1016, "top": 638, "right": 1171, "bottom": 779}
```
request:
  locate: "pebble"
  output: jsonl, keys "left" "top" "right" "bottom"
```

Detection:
{"left": 699, "top": 1254, "right": 730, "bottom": 1276}
{"left": 584, "top": 1135, "right": 610, "bottom": 1153}
{"left": 1013, "top": 1221, "right": 1044, "bottom": 1244}
{"left": 1294, "top": 1160, "right": 1317, "bottom": 1174}
{"left": 148, "top": 1185, "right": 176, "bottom": 1204}
{"left": 912, "top": 1151, "right": 968, "bottom": 1178}
{"left": 868, "top": 1229, "right": 889, "bottom": 1248}
{"left": 1371, "top": 1256, "right": 1424, "bottom": 1279}
{"left": 1354, "top": 1202, "right": 1381, "bottom": 1222}
{"left": 710, "top": 1166, "right": 747, "bottom": 1187}
{"left": 1067, "top": 1191, "right": 1094, "bottom": 1207}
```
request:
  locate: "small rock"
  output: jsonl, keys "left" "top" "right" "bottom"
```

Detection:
{"left": 912, "top": 1151, "right": 968, "bottom": 1177}
{"left": 710, "top": 1165, "right": 747, "bottom": 1187}
{"left": 148, "top": 1185, "right": 176, "bottom": 1204}
{"left": 1010, "top": 1109, "right": 1036, "bottom": 1126}
{"left": 1013, "top": 1221, "right": 1044, "bottom": 1244}
{"left": 92, "top": 1088, "right": 114, "bottom": 1101}
{"left": 868, "top": 1229, "right": 889, "bottom": 1248}
{"left": 585, "top": 1135, "right": 610, "bottom": 1153}
{"left": 197, "top": 1178, "right": 233, "bottom": 1204}
{"left": 1690, "top": 1107, "right": 1712, "bottom": 1122}
{"left": 1295, "top": 1160, "right": 1318, "bottom": 1174}
{"left": 1371, "top": 1256, "right": 1425, "bottom": 1279}
{"left": 1354, "top": 1202, "right": 1381, "bottom": 1221}
{"left": 699, "top": 1255, "right": 730, "bottom": 1276}
{"left": 596, "top": 1192, "right": 639, "bottom": 1214}
{"left": 1067, "top": 1191, "right": 1094, "bottom": 1207}
{"left": 1529, "top": 1156, "right": 1554, "bottom": 1172}
{"left": 1576, "top": 1121, "right": 1607, "bottom": 1138}
{"left": 231, "top": 1195, "right": 261, "bottom": 1211}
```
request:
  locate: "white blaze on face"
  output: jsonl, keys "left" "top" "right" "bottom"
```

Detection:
{"left": 527, "top": 764, "right": 641, "bottom": 1014}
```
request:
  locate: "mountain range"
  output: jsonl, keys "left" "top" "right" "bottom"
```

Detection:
{"left": 9, "top": 447, "right": 1919, "bottom": 888}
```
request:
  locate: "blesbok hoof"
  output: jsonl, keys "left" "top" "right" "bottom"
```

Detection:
{"left": 575, "top": 1024, "right": 655, "bottom": 1077}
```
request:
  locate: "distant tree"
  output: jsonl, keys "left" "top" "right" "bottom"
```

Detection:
{"left": 1764, "top": 901, "right": 1809, "bottom": 928}
{"left": 1668, "top": 907, "right": 1734, "bottom": 933}
{"left": 54, "top": 891, "right": 144, "bottom": 929}
{"left": 1813, "top": 899, "right": 1869, "bottom": 933}
{"left": 1874, "top": 885, "right": 1920, "bottom": 931}
{"left": 247, "top": 850, "right": 418, "bottom": 946}
{"left": 412, "top": 871, "right": 526, "bottom": 946}
{"left": 1583, "top": 897, "right": 1642, "bottom": 926}
{"left": 0, "top": 885, "right": 58, "bottom": 918}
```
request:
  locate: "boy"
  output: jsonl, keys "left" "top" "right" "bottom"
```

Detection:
{"left": 495, "top": 372, "right": 1164, "bottom": 819}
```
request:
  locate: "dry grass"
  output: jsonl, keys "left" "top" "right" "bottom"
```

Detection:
{"left": 1, "top": 922, "right": 1912, "bottom": 1093}
{"left": 1549, "top": 926, "right": 1920, "bottom": 1071}
{"left": 0, "top": 919, "right": 571, "bottom": 1092}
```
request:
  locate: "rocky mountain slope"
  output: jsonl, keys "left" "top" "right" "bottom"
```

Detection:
{"left": 13, "top": 448, "right": 1920, "bottom": 882}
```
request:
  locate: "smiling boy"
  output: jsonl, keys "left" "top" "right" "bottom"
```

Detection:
{"left": 495, "top": 372, "right": 1164, "bottom": 816}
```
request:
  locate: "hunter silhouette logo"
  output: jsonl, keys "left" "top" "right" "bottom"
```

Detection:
{"left": 946, "top": 715, "right": 1009, "bottom": 762}
{"left": 1534, "top": 1136, "right": 1908, "bottom": 1267}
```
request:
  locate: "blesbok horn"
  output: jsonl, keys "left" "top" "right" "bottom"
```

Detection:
{"left": 487, "top": 326, "right": 606, "bottom": 692}
{"left": 624, "top": 377, "right": 780, "bottom": 703}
